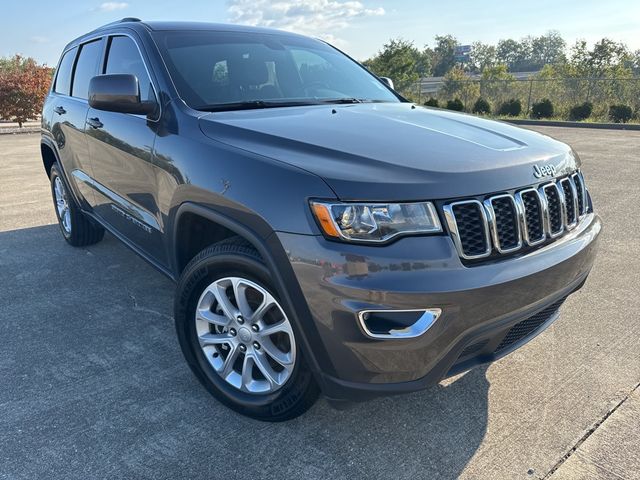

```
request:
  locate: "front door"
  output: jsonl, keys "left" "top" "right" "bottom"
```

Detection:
{"left": 85, "top": 34, "right": 166, "bottom": 265}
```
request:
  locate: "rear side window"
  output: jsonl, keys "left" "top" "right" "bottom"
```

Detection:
{"left": 54, "top": 47, "right": 77, "bottom": 95}
{"left": 72, "top": 40, "right": 103, "bottom": 99}
{"left": 105, "top": 36, "right": 155, "bottom": 102}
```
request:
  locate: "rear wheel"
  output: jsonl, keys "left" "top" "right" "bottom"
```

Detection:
{"left": 50, "top": 164, "right": 104, "bottom": 246}
{"left": 174, "top": 239, "right": 319, "bottom": 421}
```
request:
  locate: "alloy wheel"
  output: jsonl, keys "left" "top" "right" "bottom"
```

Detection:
{"left": 53, "top": 176, "right": 71, "bottom": 234}
{"left": 195, "top": 277, "right": 296, "bottom": 394}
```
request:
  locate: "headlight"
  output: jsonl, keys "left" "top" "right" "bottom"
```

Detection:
{"left": 310, "top": 201, "right": 442, "bottom": 243}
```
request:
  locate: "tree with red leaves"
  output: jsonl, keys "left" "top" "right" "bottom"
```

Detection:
{"left": 0, "top": 55, "right": 53, "bottom": 127}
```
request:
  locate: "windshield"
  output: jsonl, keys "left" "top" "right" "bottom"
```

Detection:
{"left": 153, "top": 30, "right": 401, "bottom": 111}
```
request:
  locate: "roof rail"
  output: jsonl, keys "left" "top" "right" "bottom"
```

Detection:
{"left": 93, "top": 17, "right": 142, "bottom": 31}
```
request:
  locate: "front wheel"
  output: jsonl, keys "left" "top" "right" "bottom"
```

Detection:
{"left": 174, "top": 239, "right": 319, "bottom": 421}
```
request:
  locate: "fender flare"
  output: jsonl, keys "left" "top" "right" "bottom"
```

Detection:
{"left": 40, "top": 137, "right": 84, "bottom": 208}
{"left": 170, "top": 202, "right": 337, "bottom": 383}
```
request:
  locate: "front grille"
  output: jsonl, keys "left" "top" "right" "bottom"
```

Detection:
{"left": 488, "top": 196, "right": 520, "bottom": 251}
{"left": 543, "top": 183, "right": 564, "bottom": 235}
{"left": 572, "top": 173, "right": 586, "bottom": 215}
{"left": 493, "top": 297, "right": 566, "bottom": 354}
{"left": 560, "top": 178, "right": 578, "bottom": 227}
{"left": 447, "top": 201, "right": 490, "bottom": 258}
{"left": 444, "top": 170, "right": 589, "bottom": 262}
{"left": 519, "top": 190, "right": 545, "bottom": 244}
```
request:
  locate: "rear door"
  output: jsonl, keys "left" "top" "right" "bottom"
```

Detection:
{"left": 48, "top": 40, "right": 103, "bottom": 209}
{"left": 85, "top": 34, "right": 165, "bottom": 264}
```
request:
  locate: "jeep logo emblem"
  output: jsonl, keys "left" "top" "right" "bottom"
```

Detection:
{"left": 533, "top": 164, "right": 557, "bottom": 178}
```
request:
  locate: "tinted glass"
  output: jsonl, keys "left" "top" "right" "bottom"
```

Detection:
{"left": 105, "top": 36, "right": 155, "bottom": 102}
{"left": 154, "top": 31, "right": 399, "bottom": 110}
{"left": 54, "top": 47, "right": 77, "bottom": 95}
{"left": 72, "top": 40, "right": 102, "bottom": 99}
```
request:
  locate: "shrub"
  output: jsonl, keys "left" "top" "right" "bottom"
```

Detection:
{"left": 608, "top": 104, "right": 632, "bottom": 123}
{"left": 446, "top": 98, "right": 464, "bottom": 111}
{"left": 472, "top": 98, "right": 491, "bottom": 115}
{"left": 497, "top": 98, "right": 522, "bottom": 117}
{"left": 424, "top": 97, "right": 439, "bottom": 107}
{"left": 569, "top": 102, "right": 593, "bottom": 121}
{"left": 531, "top": 98, "right": 554, "bottom": 119}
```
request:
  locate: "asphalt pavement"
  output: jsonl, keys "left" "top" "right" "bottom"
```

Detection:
{"left": 0, "top": 127, "right": 639, "bottom": 479}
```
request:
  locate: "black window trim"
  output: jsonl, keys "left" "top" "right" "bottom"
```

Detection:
{"left": 54, "top": 31, "right": 161, "bottom": 122}
{"left": 52, "top": 46, "right": 78, "bottom": 96}
{"left": 70, "top": 37, "right": 105, "bottom": 101}
{"left": 102, "top": 33, "right": 161, "bottom": 122}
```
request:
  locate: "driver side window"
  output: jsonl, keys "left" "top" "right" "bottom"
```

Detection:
{"left": 105, "top": 36, "right": 155, "bottom": 102}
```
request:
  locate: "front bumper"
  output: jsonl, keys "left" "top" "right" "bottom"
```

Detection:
{"left": 276, "top": 213, "right": 601, "bottom": 401}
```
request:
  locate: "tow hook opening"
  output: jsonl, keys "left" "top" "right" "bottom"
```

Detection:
{"left": 358, "top": 308, "right": 441, "bottom": 339}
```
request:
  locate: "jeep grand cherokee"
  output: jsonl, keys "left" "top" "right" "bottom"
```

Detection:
{"left": 41, "top": 18, "right": 601, "bottom": 421}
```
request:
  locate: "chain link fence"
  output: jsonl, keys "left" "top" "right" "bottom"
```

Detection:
{"left": 407, "top": 77, "right": 640, "bottom": 122}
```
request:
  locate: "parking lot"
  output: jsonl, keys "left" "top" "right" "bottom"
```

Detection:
{"left": 1, "top": 127, "right": 639, "bottom": 479}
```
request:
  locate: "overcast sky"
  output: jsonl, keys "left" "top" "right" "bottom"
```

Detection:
{"left": 2, "top": 0, "right": 639, "bottom": 66}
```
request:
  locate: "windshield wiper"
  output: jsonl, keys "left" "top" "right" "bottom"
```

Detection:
{"left": 318, "top": 98, "right": 365, "bottom": 104}
{"left": 317, "top": 98, "right": 394, "bottom": 105}
{"left": 195, "top": 100, "right": 321, "bottom": 112}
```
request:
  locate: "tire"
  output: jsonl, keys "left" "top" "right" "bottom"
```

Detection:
{"left": 174, "top": 238, "right": 320, "bottom": 421}
{"left": 50, "top": 163, "right": 105, "bottom": 247}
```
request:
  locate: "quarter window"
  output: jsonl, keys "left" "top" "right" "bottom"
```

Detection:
{"left": 54, "top": 47, "right": 77, "bottom": 95}
{"left": 105, "top": 36, "right": 155, "bottom": 102}
{"left": 72, "top": 40, "right": 103, "bottom": 99}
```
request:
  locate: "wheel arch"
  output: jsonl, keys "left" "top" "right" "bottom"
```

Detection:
{"left": 170, "top": 202, "right": 335, "bottom": 383}
{"left": 40, "top": 138, "right": 84, "bottom": 209}
{"left": 40, "top": 139, "right": 58, "bottom": 178}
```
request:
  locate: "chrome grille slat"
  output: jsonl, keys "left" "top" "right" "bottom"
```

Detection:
{"left": 541, "top": 182, "right": 565, "bottom": 237}
{"left": 444, "top": 171, "right": 588, "bottom": 261}
{"left": 442, "top": 200, "right": 491, "bottom": 260}
{"left": 484, "top": 195, "right": 522, "bottom": 253}
{"left": 571, "top": 172, "right": 588, "bottom": 216}
{"left": 560, "top": 177, "right": 579, "bottom": 229}
{"left": 515, "top": 188, "right": 546, "bottom": 246}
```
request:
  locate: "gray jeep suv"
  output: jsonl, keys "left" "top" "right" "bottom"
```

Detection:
{"left": 41, "top": 18, "right": 601, "bottom": 421}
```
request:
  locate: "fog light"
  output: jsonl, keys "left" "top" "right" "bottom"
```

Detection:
{"left": 358, "top": 308, "right": 441, "bottom": 339}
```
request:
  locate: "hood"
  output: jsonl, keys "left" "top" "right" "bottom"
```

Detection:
{"left": 199, "top": 103, "right": 578, "bottom": 201}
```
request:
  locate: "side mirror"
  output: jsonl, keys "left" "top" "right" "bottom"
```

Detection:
{"left": 88, "top": 74, "right": 156, "bottom": 115}
{"left": 379, "top": 77, "right": 394, "bottom": 90}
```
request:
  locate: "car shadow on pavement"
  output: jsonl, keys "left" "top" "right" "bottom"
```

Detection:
{"left": 0, "top": 224, "right": 489, "bottom": 480}
{"left": 278, "top": 364, "right": 490, "bottom": 479}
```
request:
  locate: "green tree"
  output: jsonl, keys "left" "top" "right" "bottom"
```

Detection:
{"left": 479, "top": 64, "right": 519, "bottom": 107}
{"left": 570, "top": 38, "right": 631, "bottom": 77}
{"left": 469, "top": 41, "right": 497, "bottom": 73}
{"left": 441, "top": 66, "right": 480, "bottom": 110}
{"left": 496, "top": 38, "right": 531, "bottom": 71}
{"left": 569, "top": 38, "right": 635, "bottom": 112}
{"left": 363, "top": 39, "right": 428, "bottom": 94}
{"left": 629, "top": 50, "right": 640, "bottom": 74}
{"left": 431, "top": 35, "right": 458, "bottom": 76}
{"left": 530, "top": 31, "right": 566, "bottom": 69}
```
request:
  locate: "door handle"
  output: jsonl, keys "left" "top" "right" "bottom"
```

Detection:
{"left": 54, "top": 106, "right": 66, "bottom": 115}
{"left": 87, "top": 117, "right": 103, "bottom": 129}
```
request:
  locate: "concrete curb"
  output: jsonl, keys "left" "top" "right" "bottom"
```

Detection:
{"left": 505, "top": 119, "right": 640, "bottom": 131}
{"left": 0, "top": 127, "right": 40, "bottom": 135}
